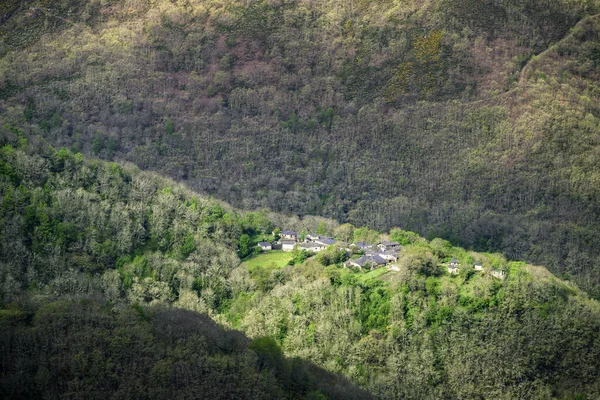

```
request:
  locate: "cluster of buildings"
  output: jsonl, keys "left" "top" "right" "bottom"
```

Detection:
{"left": 257, "top": 230, "right": 401, "bottom": 271}
{"left": 344, "top": 241, "right": 401, "bottom": 270}
{"left": 257, "top": 230, "right": 337, "bottom": 253}
{"left": 257, "top": 229, "right": 506, "bottom": 278}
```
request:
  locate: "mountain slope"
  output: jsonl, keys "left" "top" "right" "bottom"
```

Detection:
{"left": 0, "top": 0, "right": 600, "bottom": 298}
{"left": 0, "top": 135, "right": 599, "bottom": 398}
{"left": 0, "top": 135, "right": 371, "bottom": 400}
{"left": 1, "top": 301, "right": 371, "bottom": 399}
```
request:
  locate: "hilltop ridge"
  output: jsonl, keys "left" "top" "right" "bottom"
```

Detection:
{"left": 1, "top": 133, "right": 599, "bottom": 398}
{"left": 1, "top": 0, "right": 600, "bottom": 295}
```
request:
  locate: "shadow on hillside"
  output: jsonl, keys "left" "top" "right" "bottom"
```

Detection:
{"left": 0, "top": 300, "right": 373, "bottom": 400}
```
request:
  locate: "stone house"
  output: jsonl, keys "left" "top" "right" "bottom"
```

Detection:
{"left": 280, "top": 230, "right": 298, "bottom": 241}
{"left": 377, "top": 241, "right": 400, "bottom": 252}
{"left": 345, "top": 254, "right": 387, "bottom": 270}
{"left": 258, "top": 242, "right": 272, "bottom": 251}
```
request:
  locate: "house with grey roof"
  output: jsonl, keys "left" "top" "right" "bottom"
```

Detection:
{"left": 280, "top": 230, "right": 298, "bottom": 241}
{"left": 305, "top": 233, "right": 321, "bottom": 242}
{"left": 300, "top": 242, "right": 327, "bottom": 253}
{"left": 474, "top": 261, "right": 483, "bottom": 272}
{"left": 379, "top": 250, "right": 400, "bottom": 263}
{"left": 352, "top": 241, "right": 374, "bottom": 250}
{"left": 364, "top": 248, "right": 378, "bottom": 256}
{"left": 315, "top": 237, "right": 336, "bottom": 246}
{"left": 281, "top": 240, "right": 297, "bottom": 252}
{"left": 377, "top": 241, "right": 400, "bottom": 252}
{"left": 345, "top": 254, "right": 387, "bottom": 270}
{"left": 365, "top": 248, "right": 399, "bottom": 263}
{"left": 257, "top": 242, "right": 272, "bottom": 251}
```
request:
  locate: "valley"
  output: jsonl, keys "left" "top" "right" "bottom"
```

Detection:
{"left": 0, "top": 137, "right": 599, "bottom": 398}
{"left": 1, "top": 1, "right": 600, "bottom": 398}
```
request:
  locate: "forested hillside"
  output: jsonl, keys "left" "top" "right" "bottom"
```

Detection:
{"left": 1, "top": 302, "right": 372, "bottom": 399}
{"left": 1, "top": 135, "right": 599, "bottom": 398}
{"left": 0, "top": 134, "right": 371, "bottom": 399}
{"left": 2, "top": 0, "right": 599, "bottom": 298}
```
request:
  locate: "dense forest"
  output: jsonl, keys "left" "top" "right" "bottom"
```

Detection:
{"left": 0, "top": 134, "right": 372, "bottom": 399}
{"left": 1, "top": 0, "right": 600, "bottom": 298}
{"left": 1, "top": 302, "right": 372, "bottom": 399}
{"left": 1, "top": 134, "right": 599, "bottom": 398}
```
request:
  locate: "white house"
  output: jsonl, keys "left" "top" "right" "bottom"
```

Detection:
{"left": 448, "top": 258, "right": 460, "bottom": 274}
{"left": 474, "top": 261, "right": 484, "bottom": 272}
{"left": 281, "top": 240, "right": 297, "bottom": 252}
{"left": 300, "top": 242, "right": 327, "bottom": 252}
{"left": 258, "top": 242, "right": 272, "bottom": 251}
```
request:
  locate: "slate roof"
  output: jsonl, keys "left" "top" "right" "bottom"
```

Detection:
{"left": 301, "top": 243, "right": 326, "bottom": 250}
{"left": 366, "top": 248, "right": 399, "bottom": 258}
{"left": 351, "top": 254, "right": 387, "bottom": 267}
{"left": 352, "top": 241, "right": 373, "bottom": 249}
{"left": 379, "top": 241, "right": 400, "bottom": 247}
{"left": 281, "top": 230, "right": 297, "bottom": 235}
{"left": 317, "top": 238, "right": 336, "bottom": 246}
{"left": 369, "top": 254, "right": 387, "bottom": 265}
{"left": 281, "top": 240, "right": 297, "bottom": 245}
{"left": 258, "top": 242, "right": 271, "bottom": 247}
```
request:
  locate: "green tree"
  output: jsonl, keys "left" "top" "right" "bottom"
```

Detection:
{"left": 316, "top": 221, "right": 328, "bottom": 236}
{"left": 239, "top": 234, "right": 251, "bottom": 258}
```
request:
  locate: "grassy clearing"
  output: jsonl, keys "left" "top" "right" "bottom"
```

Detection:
{"left": 242, "top": 250, "right": 293, "bottom": 270}
{"left": 358, "top": 267, "right": 389, "bottom": 282}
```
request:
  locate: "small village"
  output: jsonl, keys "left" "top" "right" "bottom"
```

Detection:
{"left": 257, "top": 229, "right": 506, "bottom": 278}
